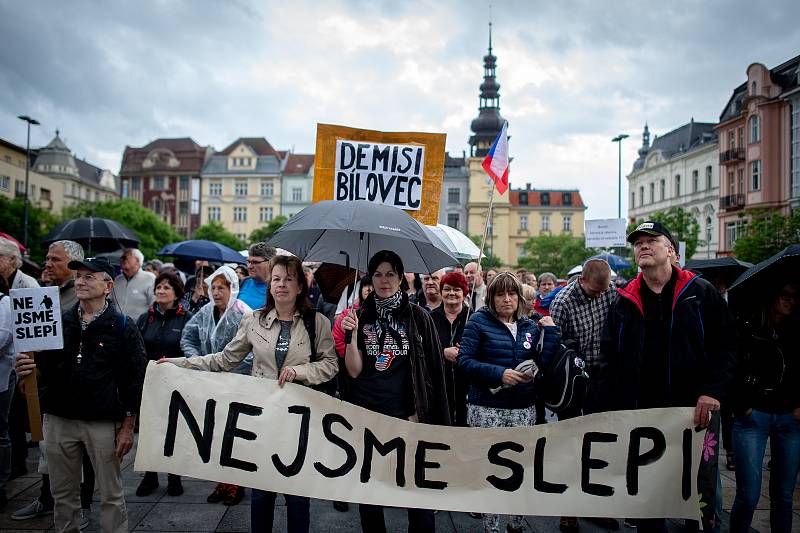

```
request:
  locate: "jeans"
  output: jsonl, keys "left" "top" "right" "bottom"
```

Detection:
{"left": 730, "top": 409, "right": 800, "bottom": 533}
{"left": 250, "top": 489, "right": 309, "bottom": 533}
{"left": 0, "top": 371, "right": 16, "bottom": 495}
{"left": 358, "top": 504, "right": 435, "bottom": 533}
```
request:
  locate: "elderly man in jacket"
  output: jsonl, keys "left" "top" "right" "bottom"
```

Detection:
{"left": 16, "top": 257, "right": 146, "bottom": 533}
{"left": 600, "top": 222, "right": 735, "bottom": 532}
{"left": 113, "top": 248, "right": 155, "bottom": 319}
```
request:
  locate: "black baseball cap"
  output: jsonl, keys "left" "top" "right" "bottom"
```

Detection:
{"left": 626, "top": 221, "right": 677, "bottom": 249}
{"left": 68, "top": 257, "right": 116, "bottom": 279}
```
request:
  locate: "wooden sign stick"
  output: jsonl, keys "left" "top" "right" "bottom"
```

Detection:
{"left": 22, "top": 353, "right": 43, "bottom": 442}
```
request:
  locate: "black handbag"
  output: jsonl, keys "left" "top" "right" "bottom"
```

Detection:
{"left": 533, "top": 335, "right": 589, "bottom": 416}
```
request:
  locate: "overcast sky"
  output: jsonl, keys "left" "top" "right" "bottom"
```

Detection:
{"left": 1, "top": 0, "right": 798, "bottom": 219}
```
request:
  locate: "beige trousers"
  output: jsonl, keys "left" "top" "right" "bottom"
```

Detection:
{"left": 44, "top": 414, "right": 128, "bottom": 533}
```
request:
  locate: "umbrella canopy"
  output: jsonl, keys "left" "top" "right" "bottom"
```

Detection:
{"left": 158, "top": 240, "right": 246, "bottom": 264}
{"left": 0, "top": 232, "right": 25, "bottom": 253}
{"left": 425, "top": 224, "right": 482, "bottom": 261}
{"left": 43, "top": 217, "right": 140, "bottom": 252}
{"left": 268, "top": 200, "right": 457, "bottom": 273}
{"left": 567, "top": 264, "right": 583, "bottom": 276}
{"left": 587, "top": 252, "right": 632, "bottom": 271}
{"left": 685, "top": 256, "right": 754, "bottom": 287}
{"left": 729, "top": 244, "right": 800, "bottom": 295}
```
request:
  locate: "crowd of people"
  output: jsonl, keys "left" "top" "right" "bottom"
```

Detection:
{"left": 0, "top": 219, "right": 796, "bottom": 533}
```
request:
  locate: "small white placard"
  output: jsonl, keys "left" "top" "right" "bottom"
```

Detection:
{"left": 585, "top": 218, "right": 627, "bottom": 248}
{"left": 11, "top": 287, "right": 63, "bottom": 352}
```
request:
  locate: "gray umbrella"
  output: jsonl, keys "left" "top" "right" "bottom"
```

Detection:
{"left": 267, "top": 200, "right": 457, "bottom": 273}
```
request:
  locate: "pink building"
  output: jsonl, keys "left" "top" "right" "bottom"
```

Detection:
{"left": 715, "top": 54, "right": 800, "bottom": 255}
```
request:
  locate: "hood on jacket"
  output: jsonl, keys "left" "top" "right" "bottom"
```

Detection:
{"left": 537, "top": 285, "right": 564, "bottom": 310}
{"left": 205, "top": 265, "right": 240, "bottom": 312}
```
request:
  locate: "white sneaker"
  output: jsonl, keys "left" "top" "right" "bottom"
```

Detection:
{"left": 79, "top": 508, "right": 90, "bottom": 530}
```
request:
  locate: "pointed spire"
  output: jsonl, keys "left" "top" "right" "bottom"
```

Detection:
{"left": 638, "top": 123, "right": 651, "bottom": 158}
{"left": 469, "top": 20, "right": 505, "bottom": 157}
{"left": 488, "top": 21, "right": 493, "bottom": 55}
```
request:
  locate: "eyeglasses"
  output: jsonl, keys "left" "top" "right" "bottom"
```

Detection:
{"left": 247, "top": 259, "right": 267, "bottom": 265}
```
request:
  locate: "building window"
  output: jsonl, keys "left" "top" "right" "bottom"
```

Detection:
{"left": 235, "top": 181, "right": 248, "bottom": 197}
{"left": 750, "top": 115, "right": 761, "bottom": 143}
{"left": 750, "top": 160, "right": 761, "bottom": 190}
{"left": 519, "top": 214, "right": 528, "bottom": 231}
{"left": 692, "top": 170, "right": 698, "bottom": 192}
{"left": 562, "top": 192, "right": 572, "bottom": 205}
{"left": 209, "top": 182, "right": 222, "bottom": 196}
{"left": 728, "top": 130, "right": 735, "bottom": 149}
{"left": 261, "top": 180, "right": 274, "bottom": 198}
{"left": 447, "top": 212, "right": 460, "bottom": 229}
{"left": 649, "top": 183, "right": 654, "bottom": 203}
{"left": 121, "top": 181, "right": 129, "bottom": 198}
{"left": 180, "top": 176, "right": 189, "bottom": 190}
{"left": 447, "top": 187, "right": 461, "bottom": 204}
{"left": 153, "top": 176, "right": 165, "bottom": 190}
{"left": 638, "top": 186, "right": 644, "bottom": 207}
{"left": 541, "top": 214, "right": 550, "bottom": 232}
{"left": 630, "top": 191, "right": 635, "bottom": 209}
{"left": 292, "top": 187, "right": 303, "bottom": 202}
{"left": 562, "top": 215, "right": 572, "bottom": 232}
{"left": 179, "top": 201, "right": 189, "bottom": 216}
{"left": 94, "top": 191, "right": 98, "bottom": 202}
{"left": 706, "top": 166, "right": 713, "bottom": 190}
{"left": 517, "top": 245, "right": 527, "bottom": 258}
{"left": 738, "top": 127, "right": 744, "bottom": 148}
{"left": 132, "top": 177, "right": 141, "bottom": 191}
{"left": 705, "top": 216, "right": 713, "bottom": 246}
{"left": 659, "top": 179, "right": 665, "bottom": 201}
{"left": 519, "top": 192, "right": 528, "bottom": 205}
{"left": 233, "top": 207, "right": 247, "bottom": 222}
{"left": 208, "top": 207, "right": 221, "bottom": 221}
{"left": 726, "top": 221, "right": 747, "bottom": 250}
{"left": 738, "top": 168, "right": 745, "bottom": 194}
{"left": 260, "top": 207, "right": 273, "bottom": 222}
{"left": 15, "top": 180, "right": 24, "bottom": 197}
{"left": 675, "top": 174, "right": 681, "bottom": 196}
{"left": 540, "top": 192, "right": 550, "bottom": 205}
{"left": 0, "top": 175, "right": 9, "bottom": 191}
{"left": 152, "top": 197, "right": 162, "bottom": 214}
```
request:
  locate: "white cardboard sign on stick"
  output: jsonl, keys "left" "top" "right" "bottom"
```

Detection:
{"left": 11, "top": 287, "right": 63, "bottom": 352}
{"left": 585, "top": 218, "right": 628, "bottom": 248}
{"left": 136, "top": 363, "right": 707, "bottom": 520}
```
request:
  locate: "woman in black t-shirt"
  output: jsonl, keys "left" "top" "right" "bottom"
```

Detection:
{"left": 341, "top": 250, "right": 449, "bottom": 533}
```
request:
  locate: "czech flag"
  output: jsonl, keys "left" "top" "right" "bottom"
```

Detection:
{"left": 481, "top": 121, "right": 509, "bottom": 195}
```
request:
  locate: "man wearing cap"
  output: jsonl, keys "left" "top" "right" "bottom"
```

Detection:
{"left": 600, "top": 221, "right": 735, "bottom": 532}
{"left": 15, "top": 257, "right": 146, "bottom": 533}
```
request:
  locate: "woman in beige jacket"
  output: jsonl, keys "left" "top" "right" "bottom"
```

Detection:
{"left": 162, "top": 254, "right": 337, "bottom": 533}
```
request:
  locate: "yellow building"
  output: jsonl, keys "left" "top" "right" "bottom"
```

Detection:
{"left": 0, "top": 138, "right": 63, "bottom": 214}
{"left": 200, "top": 138, "right": 283, "bottom": 243}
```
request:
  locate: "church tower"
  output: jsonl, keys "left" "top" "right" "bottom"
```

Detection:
{"left": 469, "top": 22, "right": 506, "bottom": 157}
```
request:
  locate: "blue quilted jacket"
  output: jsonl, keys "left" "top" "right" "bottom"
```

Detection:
{"left": 457, "top": 308, "right": 560, "bottom": 409}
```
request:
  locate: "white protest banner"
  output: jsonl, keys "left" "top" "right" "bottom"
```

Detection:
{"left": 585, "top": 218, "right": 628, "bottom": 248}
{"left": 334, "top": 139, "right": 424, "bottom": 210}
{"left": 136, "top": 363, "right": 710, "bottom": 520}
{"left": 11, "top": 287, "right": 62, "bottom": 352}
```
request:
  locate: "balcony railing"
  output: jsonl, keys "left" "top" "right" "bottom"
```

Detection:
{"left": 720, "top": 148, "right": 745, "bottom": 164}
{"left": 720, "top": 194, "right": 745, "bottom": 211}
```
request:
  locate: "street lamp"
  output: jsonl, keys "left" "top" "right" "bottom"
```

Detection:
{"left": 17, "top": 115, "right": 40, "bottom": 251}
{"left": 611, "top": 134, "right": 629, "bottom": 219}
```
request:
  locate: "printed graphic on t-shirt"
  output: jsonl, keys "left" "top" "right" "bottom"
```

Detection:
{"left": 363, "top": 323, "right": 409, "bottom": 372}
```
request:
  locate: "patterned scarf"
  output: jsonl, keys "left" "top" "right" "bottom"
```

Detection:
{"left": 373, "top": 290, "right": 403, "bottom": 348}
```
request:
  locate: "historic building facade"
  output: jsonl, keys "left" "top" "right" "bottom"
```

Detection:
{"left": 716, "top": 55, "right": 800, "bottom": 255}
{"left": 437, "top": 152, "right": 469, "bottom": 233}
{"left": 627, "top": 121, "right": 720, "bottom": 259}
{"left": 0, "top": 138, "right": 63, "bottom": 214}
{"left": 120, "top": 138, "right": 211, "bottom": 237}
{"left": 200, "top": 138, "right": 282, "bottom": 242}
{"left": 280, "top": 153, "right": 314, "bottom": 218}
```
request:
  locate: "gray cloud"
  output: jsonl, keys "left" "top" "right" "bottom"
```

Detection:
{"left": 1, "top": 0, "right": 798, "bottom": 219}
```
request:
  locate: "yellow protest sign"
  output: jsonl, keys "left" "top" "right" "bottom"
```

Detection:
{"left": 312, "top": 123, "right": 446, "bottom": 225}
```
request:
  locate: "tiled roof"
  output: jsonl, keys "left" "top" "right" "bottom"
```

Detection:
{"left": 219, "top": 137, "right": 276, "bottom": 156}
{"left": 120, "top": 137, "right": 208, "bottom": 175}
{"left": 283, "top": 154, "right": 314, "bottom": 175}
{"left": 201, "top": 154, "right": 281, "bottom": 175}
{"left": 719, "top": 53, "right": 800, "bottom": 123}
{"left": 632, "top": 121, "right": 717, "bottom": 172}
{"left": 509, "top": 188, "right": 585, "bottom": 208}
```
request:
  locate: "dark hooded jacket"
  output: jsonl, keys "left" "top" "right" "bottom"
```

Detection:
{"left": 136, "top": 302, "right": 193, "bottom": 361}
{"left": 600, "top": 266, "right": 736, "bottom": 411}
{"left": 430, "top": 303, "right": 470, "bottom": 425}
{"left": 37, "top": 300, "right": 147, "bottom": 421}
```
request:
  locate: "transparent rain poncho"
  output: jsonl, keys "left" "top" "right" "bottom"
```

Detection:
{"left": 180, "top": 265, "right": 254, "bottom": 370}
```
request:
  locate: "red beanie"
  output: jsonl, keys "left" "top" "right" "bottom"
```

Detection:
{"left": 440, "top": 271, "right": 469, "bottom": 294}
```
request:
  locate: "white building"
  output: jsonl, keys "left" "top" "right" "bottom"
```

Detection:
{"left": 628, "top": 121, "right": 720, "bottom": 259}
{"left": 280, "top": 153, "right": 314, "bottom": 218}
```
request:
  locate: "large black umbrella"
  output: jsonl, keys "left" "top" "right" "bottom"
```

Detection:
{"left": 268, "top": 200, "right": 457, "bottom": 274}
{"left": 729, "top": 244, "right": 800, "bottom": 295}
{"left": 43, "top": 217, "right": 140, "bottom": 253}
{"left": 685, "top": 256, "right": 754, "bottom": 287}
{"left": 157, "top": 240, "right": 246, "bottom": 264}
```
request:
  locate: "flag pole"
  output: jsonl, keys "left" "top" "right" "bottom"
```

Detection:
{"left": 466, "top": 185, "right": 496, "bottom": 322}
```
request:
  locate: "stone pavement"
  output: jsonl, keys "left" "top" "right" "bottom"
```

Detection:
{"left": 1, "top": 438, "right": 797, "bottom": 532}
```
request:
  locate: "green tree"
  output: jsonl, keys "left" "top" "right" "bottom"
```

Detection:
{"left": 248, "top": 215, "right": 288, "bottom": 245}
{"left": 629, "top": 206, "right": 701, "bottom": 258}
{"left": 0, "top": 196, "right": 59, "bottom": 264}
{"left": 733, "top": 209, "right": 800, "bottom": 263}
{"left": 518, "top": 234, "right": 594, "bottom": 277}
{"left": 193, "top": 221, "right": 245, "bottom": 251}
{"left": 62, "top": 199, "right": 182, "bottom": 259}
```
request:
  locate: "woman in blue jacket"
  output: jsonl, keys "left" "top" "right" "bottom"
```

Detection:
{"left": 457, "top": 272, "right": 560, "bottom": 533}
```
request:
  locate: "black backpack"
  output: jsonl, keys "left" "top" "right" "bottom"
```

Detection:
{"left": 533, "top": 336, "right": 589, "bottom": 416}
{"left": 301, "top": 310, "right": 338, "bottom": 396}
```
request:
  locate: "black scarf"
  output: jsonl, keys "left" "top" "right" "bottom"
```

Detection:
{"left": 373, "top": 290, "right": 405, "bottom": 352}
